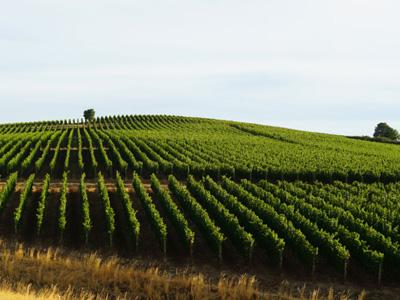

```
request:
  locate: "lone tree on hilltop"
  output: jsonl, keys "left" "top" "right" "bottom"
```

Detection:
{"left": 373, "top": 122, "right": 399, "bottom": 140}
{"left": 84, "top": 109, "right": 95, "bottom": 123}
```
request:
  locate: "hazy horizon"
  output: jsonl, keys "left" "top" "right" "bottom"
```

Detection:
{"left": 1, "top": 1, "right": 399, "bottom": 136}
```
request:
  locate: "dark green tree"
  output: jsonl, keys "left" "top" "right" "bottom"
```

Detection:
{"left": 373, "top": 122, "right": 399, "bottom": 140}
{"left": 84, "top": 109, "right": 95, "bottom": 123}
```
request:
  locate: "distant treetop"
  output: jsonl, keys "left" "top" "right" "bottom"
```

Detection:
{"left": 84, "top": 109, "right": 95, "bottom": 122}
{"left": 373, "top": 122, "right": 399, "bottom": 141}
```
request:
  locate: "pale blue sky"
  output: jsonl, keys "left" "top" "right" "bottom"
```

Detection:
{"left": 1, "top": 0, "right": 399, "bottom": 135}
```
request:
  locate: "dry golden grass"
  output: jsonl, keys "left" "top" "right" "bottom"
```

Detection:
{"left": 0, "top": 239, "right": 366, "bottom": 300}
{"left": 0, "top": 282, "right": 98, "bottom": 300}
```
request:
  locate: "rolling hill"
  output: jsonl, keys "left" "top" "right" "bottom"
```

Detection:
{"left": 0, "top": 114, "right": 398, "bottom": 299}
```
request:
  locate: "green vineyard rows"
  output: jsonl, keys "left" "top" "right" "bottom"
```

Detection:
{"left": 0, "top": 115, "right": 399, "bottom": 283}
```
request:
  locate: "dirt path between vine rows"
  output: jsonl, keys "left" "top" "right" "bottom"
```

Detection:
{"left": 0, "top": 179, "right": 169, "bottom": 193}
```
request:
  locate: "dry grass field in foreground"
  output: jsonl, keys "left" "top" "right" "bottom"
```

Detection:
{"left": 0, "top": 286, "right": 366, "bottom": 300}
{"left": 0, "top": 239, "right": 370, "bottom": 300}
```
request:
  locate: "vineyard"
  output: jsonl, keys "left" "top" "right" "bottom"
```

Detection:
{"left": 0, "top": 115, "right": 399, "bottom": 288}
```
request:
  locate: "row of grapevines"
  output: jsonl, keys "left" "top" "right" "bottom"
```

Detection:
{"left": 220, "top": 176, "right": 318, "bottom": 270}
{"left": 64, "top": 128, "right": 74, "bottom": 170}
{"left": 206, "top": 143, "right": 255, "bottom": 179}
{"left": 164, "top": 140, "right": 236, "bottom": 179}
{"left": 164, "top": 141, "right": 207, "bottom": 168}
{"left": 132, "top": 172, "right": 167, "bottom": 254}
{"left": 83, "top": 128, "right": 98, "bottom": 171}
{"left": 134, "top": 139, "right": 173, "bottom": 174}
{"left": 176, "top": 141, "right": 238, "bottom": 178}
{"left": 0, "top": 136, "right": 21, "bottom": 157}
{"left": 165, "top": 141, "right": 221, "bottom": 178}
{"left": 14, "top": 173, "right": 35, "bottom": 233}
{"left": 35, "top": 131, "right": 61, "bottom": 171}
{"left": 77, "top": 128, "right": 84, "bottom": 170}
{"left": 169, "top": 141, "right": 237, "bottom": 179}
{"left": 150, "top": 174, "right": 194, "bottom": 253}
{"left": 166, "top": 141, "right": 209, "bottom": 165}
{"left": 0, "top": 172, "right": 18, "bottom": 213}
{"left": 6, "top": 141, "right": 32, "bottom": 173}
{"left": 105, "top": 131, "right": 143, "bottom": 172}
{"left": 0, "top": 140, "right": 26, "bottom": 171}
{"left": 80, "top": 173, "right": 91, "bottom": 244}
{"left": 0, "top": 133, "right": 30, "bottom": 157}
{"left": 115, "top": 171, "right": 140, "bottom": 249}
{"left": 118, "top": 134, "right": 158, "bottom": 173}
{"left": 36, "top": 174, "right": 50, "bottom": 235}
{"left": 203, "top": 176, "right": 285, "bottom": 265}
{"left": 21, "top": 140, "right": 41, "bottom": 171}
{"left": 268, "top": 181, "right": 385, "bottom": 276}
{"left": 90, "top": 129, "right": 112, "bottom": 171}
{"left": 167, "top": 140, "right": 232, "bottom": 179}
{"left": 50, "top": 130, "right": 69, "bottom": 172}
{"left": 263, "top": 180, "right": 400, "bottom": 268}
{"left": 297, "top": 181, "right": 400, "bottom": 245}
{"left": 146, "top": 140, "right": 189, "bottom": 178}
{"left": 97, "top": 172, "right": 115, "bottom": 246}
{"left": 58, "top": 172, "right": 68, "bottom": 240}
{"left": 168, "top": 175, "right": 225, "bottom": 260}
{"left": 139, "top": 139, "right": 199, "bottom": 175}
{"left": 21, "top": 132, "right": 52, "bottom": 171}
{"left": 238, "top": 179, "right": 350, "bottom": 274}
{"left": 98, "top": 130, "right": 127, "bottom": 172}
{"left": 186, "top": 175, "right": 254, "bottom": 259}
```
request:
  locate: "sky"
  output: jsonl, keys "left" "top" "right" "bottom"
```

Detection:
{"left": 1, "top": 0, "right": 399, "bottom": 135}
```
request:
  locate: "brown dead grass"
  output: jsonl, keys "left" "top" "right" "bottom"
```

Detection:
{"left": 0, "top": 282, "right": 98, "bottom": 300}
{"left": 0, "top": 239, "right": 367, "bottom": 300}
